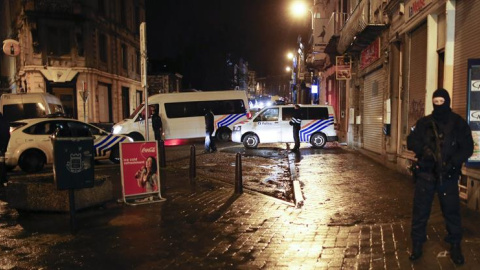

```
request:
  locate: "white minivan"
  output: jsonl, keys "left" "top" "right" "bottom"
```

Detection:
{"left": 0, "top": 93, "right": 64, "bottom": 122}
{"left": 112, "top": 90, "right": 250, "bottom": 141}
{"left": 232, "top": 105, "right": 338, "bottom": 149}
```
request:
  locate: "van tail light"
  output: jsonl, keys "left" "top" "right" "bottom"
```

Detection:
{"left": 334, "top": 123, "right": 340, "bottom": 130}
{"left": 247, "top": 112, "right": 252, "bottom": 119}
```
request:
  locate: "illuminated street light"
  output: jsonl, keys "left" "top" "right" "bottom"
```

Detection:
{"left": 290, "top": 1, "right": 308, "bottom": 18}
{"left": 286, "top": 66, "right": 292, "bottom": 72}
{"left": 287, "top": 52, "right": 294, "bottom": 59}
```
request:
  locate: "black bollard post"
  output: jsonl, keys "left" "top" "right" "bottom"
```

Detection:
{"left": 0, "top": 153, "right": 6, "bottom": 185}
{"left": 158, "top": 140, "right": 167, "bottom": 195}
{"left": 235, "top": 153, "right": 243, "bottom": 194}
{"left": 159, "top": 140, "right": 166, "bottom": 168}
{"left": 189, "top": 145, "right": 196, "bottom": 184}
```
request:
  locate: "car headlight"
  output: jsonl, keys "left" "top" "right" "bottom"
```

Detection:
{"left": 112, "top": 125, "right": 122, "bottom": 134}
{"left": 233, "top": 126, "right": 241, "bottom": 131}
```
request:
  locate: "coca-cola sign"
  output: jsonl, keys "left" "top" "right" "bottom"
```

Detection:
{"left": 141, "top": 147, "right": 156, "bottom": 153}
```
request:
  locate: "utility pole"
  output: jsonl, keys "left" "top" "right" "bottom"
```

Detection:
{"left": 140, "top": 22, "right": 149, "bottom": 141}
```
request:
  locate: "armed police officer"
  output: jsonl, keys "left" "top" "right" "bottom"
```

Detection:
{"left": 289, "top": 104, "right": 302, "bottom": 152}
{"left": 407, "top": 88, "right": 473, "bottom": 265}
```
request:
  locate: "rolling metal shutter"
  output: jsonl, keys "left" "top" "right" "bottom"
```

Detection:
{"left": 363, "top": 69, "right": 385, "bottom": 154}
{"left": 453, "top": 1, "right": 480, "bottom": 114}
{"left": 407, "top": 23, "right": 427, "bottom": 129}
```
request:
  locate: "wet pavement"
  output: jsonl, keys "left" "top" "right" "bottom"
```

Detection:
{"left": 1, "top": 142, "right": 480, "bottom": 269}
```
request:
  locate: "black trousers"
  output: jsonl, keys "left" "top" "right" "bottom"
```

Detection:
{"left": 205, "top": 130, "right": 216, "bottom": 152}
{"left": 293, "top": 126, "right": 300, "bottom": 150}
{"left": 411, "top": 175, "right": 462, "bottom": 244}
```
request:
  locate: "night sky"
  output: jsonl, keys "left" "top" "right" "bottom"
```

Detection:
{"left": 145, "top": 0, "right": 309, "bottom": 90}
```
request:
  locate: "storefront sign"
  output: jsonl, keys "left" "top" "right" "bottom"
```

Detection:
{"left": 361, "top": 39, "right": 381, "bottom": 69}
{"left": 336, "top": 56, "right": 351, "bottom": 80}
{"left": 406, "top": 0, "right": 433, "bottom": 21}
{"left": 466, "top": 59, "right": 480, "bottom": 166}
{"left": 2, "top": 39, "right": 20, "bottom": 56}
{"left": 120, "top": 141, "right": 161, "bottom": 198}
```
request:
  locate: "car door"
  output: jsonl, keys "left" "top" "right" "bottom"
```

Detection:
{"left": 281, "top": 107, "right": 295, "bottom": 142}
{"left": 251, "top": 107, "right": 281, "bottom": 143}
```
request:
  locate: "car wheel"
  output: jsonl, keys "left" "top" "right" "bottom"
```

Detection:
{"left": 216, "top": 128, "right": 231, "bottom": 142}
{"left": 109, "top": 146, "right": 120, "bottom": 164}
{"left": 243, "top": 134, "right": 259, "bottom": 149}
{"left": 128, "top": 132, "right": 144, "bottom": 141}
{"left": 19, "top": 149, "right": 46, "bottom": 173}
{"left": 310, "top": 133, "right": 327, "bottom": 148}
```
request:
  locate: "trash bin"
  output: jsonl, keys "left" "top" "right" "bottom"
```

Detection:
{"left": 52, "top": 134, "right": 94, "bottom": 190}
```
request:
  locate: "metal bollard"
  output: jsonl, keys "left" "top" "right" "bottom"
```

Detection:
{"left": 0, "top": 154, "right": 6, "bottom": 185}
{"left": 157, "top": 141, "right": 166, "bottom": 195}
{"left": 235, "top": 153, "right": 243, "bottom": 194}
{"left": 189, "top": 145, "right": 196, "bottom": 184}
{"left": 158, "top": 140, "right": 166, "bottom": 168}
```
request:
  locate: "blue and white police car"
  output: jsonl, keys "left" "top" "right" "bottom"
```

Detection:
{"left": 5, "top": 117, "right": 132, "bottom": 172}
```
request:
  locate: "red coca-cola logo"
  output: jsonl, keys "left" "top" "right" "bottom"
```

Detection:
{"left": 141, "top": 147, "right": 156, "bottom": 153}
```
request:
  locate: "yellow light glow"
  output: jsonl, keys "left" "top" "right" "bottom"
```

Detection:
{"left": 287, "top": 52, "right": 294, "bottom": 59}
{"left": 286, "top": 66, "right": 292, "bottom": 72}
{"left": 291, "top": 1, "right": 308, "bottom": 17}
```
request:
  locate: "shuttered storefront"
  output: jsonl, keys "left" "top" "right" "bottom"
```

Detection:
{"left": 407, "top": 23, "right": 428, "bottom": 129}
{"left": 453, "top": 1, "right": 480, "bottom": 113}
{"left": 363, "top": 69, "right": 385, "bottom": 154}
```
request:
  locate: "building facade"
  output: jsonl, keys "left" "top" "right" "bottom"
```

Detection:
{"left": 0, "top": 0, "right": 145, "bottom": 122}
{"left": 298, "top": 0, "right": 480, "bottom": 211}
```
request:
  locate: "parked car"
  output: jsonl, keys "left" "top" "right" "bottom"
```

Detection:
{"left": 232, "top": 105, "right": 338, "bottom": 149}
{"left": 5, "top": 117, "right": 133, "bottom": 172}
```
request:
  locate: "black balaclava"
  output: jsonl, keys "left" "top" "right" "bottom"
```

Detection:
{"left": 432, "top": 88, "right": 451, "bottom": 121}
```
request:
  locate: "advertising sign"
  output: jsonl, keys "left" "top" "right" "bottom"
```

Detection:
{"left": 2, "top": 39, "right": 20, "bottom": 56}
{"left": 406, "top": 0, "right": 433, "bottom": 21}
{"left": 467, "top": 59, "right": 480, "bottom": 165}
{"left": 120, "top": 141, "right": 161, "bottom": 199}
{"left": 361, "top": 39, "right": 381, "bottom": 69}
{"left": 336, "top": 56, "right": 351, "bottom": 80}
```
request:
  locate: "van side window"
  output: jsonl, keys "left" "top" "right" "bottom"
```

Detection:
{"left": 282, "top": 108, "right": 294, "bottom": 121}
{"left": 165, "top": 99, "right": 246, "bottom": 118}
{"left": 24, "top": 103, "right": 46, "bottom": 118}
{"left": 255, "top": 108, "right": 279, "bottom": 122}
{"left": 307, "top": 107, "right": 329, "bottom": 120}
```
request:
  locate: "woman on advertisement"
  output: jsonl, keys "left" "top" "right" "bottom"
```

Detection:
{"left": 135, "top": 156, "right": 158, "bottom": 193}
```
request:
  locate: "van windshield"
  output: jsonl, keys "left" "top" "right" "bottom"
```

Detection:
{"left": 48, "top": 103, "right": 64, "bottom": 114}
{"left": 128, "top": 104, "right": 144, "bottom": 119}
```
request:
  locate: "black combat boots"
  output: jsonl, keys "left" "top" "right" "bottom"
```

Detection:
{"left": 409, "top": 242, "right": 423, "bottom": 261}
{"left": 450, "top": 243, "right": 465, "bottom": 265}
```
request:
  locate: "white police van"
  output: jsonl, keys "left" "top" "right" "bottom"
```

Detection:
{"left": 112, "top": 90, "right": 250, "bottom": 142}
{"left": 232, "top": 105, "right": 338, "bottom": 149}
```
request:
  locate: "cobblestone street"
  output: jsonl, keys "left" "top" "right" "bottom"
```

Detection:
{"left": 1, "top": 143, "right": 479, "bottom": 269}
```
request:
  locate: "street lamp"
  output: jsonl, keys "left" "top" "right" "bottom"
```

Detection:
{"left": 286, "top": 66, "right": 292, "bottom": 72}
{"left": 290, "top": 1, "right": 308, "bottom": 18}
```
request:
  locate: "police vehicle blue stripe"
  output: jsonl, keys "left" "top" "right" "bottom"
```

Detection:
{"left": 100, "top": 137, "right": 127, "bottom": 156}
{"left": 97, "top": 136, "right": 125, "bottom": 156}
{"left": 299, "top": 118, "right": 334, "bottom": 142}
{"left": 94, "top": 135, "right": 126, "bottom": 157}
{"left": 217, "top": 113, "right": 246, "bottom": 128}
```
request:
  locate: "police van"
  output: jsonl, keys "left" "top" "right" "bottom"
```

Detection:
{"left": 0, "top": 93, "right": 64, "bottom": 122}
{"left": 112, "top": 90, "right": 250, "bottom": 142}
{"left": 232, "top": 105, "right": 338, "bottom": 149}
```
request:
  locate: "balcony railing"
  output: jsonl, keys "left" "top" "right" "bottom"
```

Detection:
{"left": 337, "top": 0, "right": 386, "bottom": 54}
